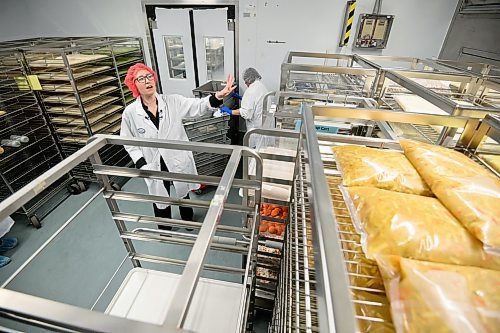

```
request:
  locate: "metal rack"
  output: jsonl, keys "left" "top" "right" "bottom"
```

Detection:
{"left": 189, "top": 80, "right": 240, "bottom": 175}
{"left": 270, "top": 152, "right": 319, "bottom": 332}
{"left": 0, "top": 50, "right": 72, "bottom": 227}
{"left": 273, "top": 90, "right": 380, "bottom": 134}
{"left": 243, "top": 129, "right": 300, "bottom": 310}
{"left": 266, "top": 104, "right": 493, "bottom": 332}
{"left": 0, "top": 134, "right": 265, "bottom": 332}
{"left": 279, "top": 52, "right": 500, "bottom": 145}
{"left": 183, "top": 114, "right": 231, "bottom": 176}
{"left": 351, "top": 54, "right": 500, "bottom": 144}
{"left": 467, "top": 113, "right": 500, "bottom": 175}
{"left": 279, "top": 52, "right": 377, "bottom": 97}
{"left": 10, "top": 37, "right": 145, "bottom": 184}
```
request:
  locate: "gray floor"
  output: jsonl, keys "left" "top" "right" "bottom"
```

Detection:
{"left": 0, "top": 178, "right": 270, "bottom": 332}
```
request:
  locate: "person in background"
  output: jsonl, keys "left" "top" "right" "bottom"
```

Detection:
{"left": 0, "top": 216, "right": 17, "bottom": 268}
{"left": 220, "top": 68, "right": 269, "bottom": 148}
{"left": 121, "top": 63, "right": 235, "bottom": 230}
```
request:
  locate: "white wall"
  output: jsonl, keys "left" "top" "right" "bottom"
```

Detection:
{"left": 0, "top": 0, "right": 151, "bottom": 64}
{"left": 0, "top": 0, "right": 36, "bottom": 40}
{"left": 0, "top": 0, "right": 458, "bottom": 92}
{"left": 239, "top": 0, "right": 458, "bottom": 91}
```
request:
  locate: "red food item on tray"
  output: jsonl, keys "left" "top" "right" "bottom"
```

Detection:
{"left": 259, "top": 220, "right": 286, "bottom": 237}
{"left": 260, "top": 203, "right": 289, "bottom": 220}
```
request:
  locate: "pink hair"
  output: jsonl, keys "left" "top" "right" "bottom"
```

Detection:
{"left": 124, "top": 63, "right": 158, "bottom": 98}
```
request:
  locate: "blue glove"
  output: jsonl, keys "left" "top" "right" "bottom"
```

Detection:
{"left": 220, "top": 106, "right": 233, "bottom": 115}
{"left": 231, "top": 91, "right": 243, "bottom": 100}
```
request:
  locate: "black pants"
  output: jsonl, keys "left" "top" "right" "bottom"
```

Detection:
{"left": 154, "top": 158, "right": 193, "bottom": 229}
{"left": 154, "top": 180, "right": 194, "bottom": 230}
{"left": 153, "top": 194, "right": 194, "bottom": 220}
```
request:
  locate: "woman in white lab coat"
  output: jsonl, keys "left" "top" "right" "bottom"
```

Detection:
{"left": 121, "top": 63, "right": 235, "bottom": 228}
{"left": 220, "top": 68, "right": 269, "bottom": 148}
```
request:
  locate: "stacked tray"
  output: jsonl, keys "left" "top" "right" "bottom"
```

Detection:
{"left": 21, "top": 37, "right": 144, "bottom": 182}
{"left": 183, "top": 114, "right": 230, "bottom": 176}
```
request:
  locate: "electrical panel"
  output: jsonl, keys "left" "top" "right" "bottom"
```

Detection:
{"left": 354, "top": 14, "right": 394, "bottom": 49}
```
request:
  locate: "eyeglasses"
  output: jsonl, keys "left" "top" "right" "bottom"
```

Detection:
{"left": 135, "top": 73, "right": 154, "bottom": 84}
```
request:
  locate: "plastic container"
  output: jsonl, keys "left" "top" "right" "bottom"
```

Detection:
{"left": 1, "top": 139, "right": 21, "bottom": 147}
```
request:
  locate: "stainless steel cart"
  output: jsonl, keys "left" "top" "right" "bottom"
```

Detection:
{"left": 268, "top": 104, "right": 497, "bottom": 332}
{"left": 0, "top": 134, "right": 268, "bottom": 332}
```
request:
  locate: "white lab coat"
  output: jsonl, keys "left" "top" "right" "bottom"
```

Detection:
{"left": 240, "top": 79, "right": 269, "bottom": 148}
{"left": 120, "top": 93, "right": 213, "bottom": 208}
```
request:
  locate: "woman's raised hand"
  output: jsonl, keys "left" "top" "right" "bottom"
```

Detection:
{"left": 216, "top": 74, "right": 237, "bottom": 99}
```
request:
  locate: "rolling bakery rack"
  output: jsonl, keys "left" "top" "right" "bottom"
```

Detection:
{"left": 0, "top": 37, "right": 145, "bottom": 225}
{"left": 243, "top": 128, "right": 300, "bottom": 310}
{"left": 0, "top": 49, "right": 71, "bottom": 227}
{"left": 20, "top": 37, "right": 145, "bottom": 186}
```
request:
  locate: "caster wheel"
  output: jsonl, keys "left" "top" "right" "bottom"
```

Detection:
{"left": 67, "top": 183, "right": 81, "bottom": 195}
{"left": 77, "top": 181, "right": 87, "bottom": 192}
{"left": 110, "top": 182, "right": 121, "bottom": 191}
{"left": 30, "top": 215, "right": 41, "bottom": 229}
{"left": 194, "top": 189, "right": 203, "bottom": 195}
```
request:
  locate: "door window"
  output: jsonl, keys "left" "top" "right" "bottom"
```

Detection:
{"left": 204, "top": 37, "right": 225, "bottom": 81}
{"left": 164, "top": 36, "right": 186, "bottom": 79}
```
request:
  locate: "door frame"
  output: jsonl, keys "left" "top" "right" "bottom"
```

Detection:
{"left": 141, "top": 0, "right": 239, "bottom": 94}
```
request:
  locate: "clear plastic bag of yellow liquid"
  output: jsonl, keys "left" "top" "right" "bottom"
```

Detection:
{"left": 346, "top": 186, "right": 500, "bottom": 270}
{"left": 352, "top": 289, "right": 395, "bottom": 333}
{"left": 400, "top": 139, "right": 500, "bottom": 248}
{"left": 480, "top": 154, "right": 500, "bottom": 173}
{"left": 332, "top": 145, "right": 433, "bottom": 196}
{"left": 376, "top": 255, "right": 500, "bottom": 333}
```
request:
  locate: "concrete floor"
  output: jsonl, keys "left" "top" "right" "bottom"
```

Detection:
{"left": 0, "top": 178, "right": 270, "bottom": 332}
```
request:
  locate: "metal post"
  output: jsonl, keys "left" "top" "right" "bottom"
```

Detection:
{"left": 163, "top": 149, "right": 243, "bottom": 329}
{"left": 88, "top": 151, "right": 141, "bottom": 268}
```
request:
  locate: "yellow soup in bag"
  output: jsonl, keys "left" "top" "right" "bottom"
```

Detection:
{"left": 347, "top": 187, "right": 500, "bottom": 270}
{"left": 400, "top": 139, "right": 500, "bottom": 248}
{"left": 376, "top": 255, "right": 500, "bottom": 333}
{"left": 332, "top": 145, "right": 433, "bottom": 196}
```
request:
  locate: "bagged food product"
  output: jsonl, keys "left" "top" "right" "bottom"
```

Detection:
{"left": 480, "top": 154, "right": 500, "bottom": 173}
{"left": 400, "top": 139, "right": 500, "bottom": 248}
{"left": 346, "top": 254, "right": 385, "bottom": 291}
{"left": 376, "top": 255, "right": 500, "bottom": 333}
{"left": 346, "top": 186, "right": 500, "bottom": 270}
{"left": 332, "top": 145, "right": 432, "bottom": 196}
{"left": 352, "top": 289, "right": 395, "bottom": 333}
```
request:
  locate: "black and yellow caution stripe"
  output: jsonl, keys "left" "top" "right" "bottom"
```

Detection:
{"left": 342, "top": 1, "right": 357, "bottom": 46}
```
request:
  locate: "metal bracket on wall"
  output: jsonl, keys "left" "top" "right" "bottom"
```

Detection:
{"left": 149, "top": 18, "right": 157, "bottom": 30}
{"left": 227, "top": 19, "right": 235, "bottom": 31}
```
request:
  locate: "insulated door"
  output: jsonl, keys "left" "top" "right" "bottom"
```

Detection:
{"left": 193, "top": 8, "right": 235, "bottom": 84}
{"left": 153, "top": 8, "right": 196, "bottom": 96}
